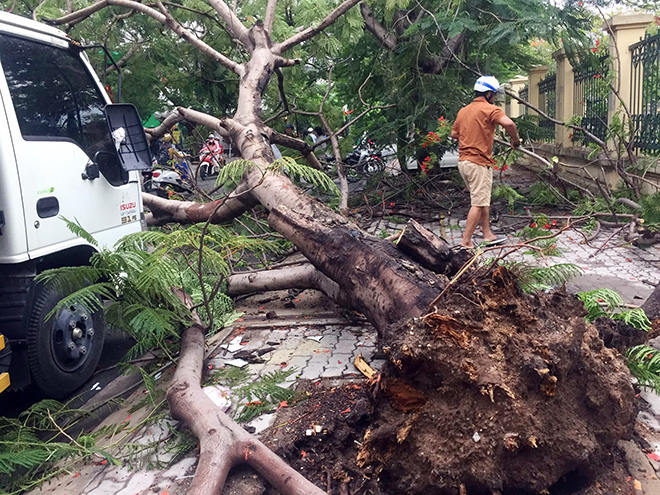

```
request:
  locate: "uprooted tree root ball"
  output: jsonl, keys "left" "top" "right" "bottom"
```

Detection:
{"left": 358, "top": 266, "right": 636, "bottom": 494}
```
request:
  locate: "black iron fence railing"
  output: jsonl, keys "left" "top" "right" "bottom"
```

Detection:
{"left": 573, "top": 56, "right": 610, "bottom": 144}
{"left": 519, "top": 86, "right": 528, "bottom": 115}
{"left": 538, "top": 72, "right": 556, "bottom": 142}
{"left": 631, "top": 32, "right": 660, "bottom": 156}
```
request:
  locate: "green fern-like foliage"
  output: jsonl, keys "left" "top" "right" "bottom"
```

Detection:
{"left": 577, "top": 288, "right": 624, "bottom": 322}
{"left": 612, "top": 307, "right": 652, "bottom": 332}
{"left": 641, "top": 192, "right": 660, "bottom": 225}
{"left": 577, "top": 288, "right": 651, "bottom": 331}
{"left": 504, "top": 262, "right": 584, "bottom": 293}
{"left": 269, "top": 156, "right": 339, "bottom": 196}
{"left": 235, "top": 369, "right": 298, "bottom": 423}
{"left": 492, "top": 185, "right": 524, "bottom": 210}
{"left": 208, "top": 367, "right": 298, "bottom": 423}
{"left": 627, "top": 345, "right": 660, "bottom": 393}
{"left": 215, "top": 159, "right": 256, "bottom": 187}
{"left": 0, "top": 400, "right": 95, "bottom": 494}
{"left": 37, "top": 218, "right": 273, "bottom": 360}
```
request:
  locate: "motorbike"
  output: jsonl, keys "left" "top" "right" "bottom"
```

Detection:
{"left": 344, "top": 138, "right": 385, "bottom": 179}
{"left": 144, "top": 149, "right": 194, "bottom": 197}
{"left": 198, "top": 137, "right": 225, "bottom": 180}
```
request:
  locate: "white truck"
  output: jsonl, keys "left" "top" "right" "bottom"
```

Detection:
{"left": 0, "top": 12, "right": 151, "bottom": 398}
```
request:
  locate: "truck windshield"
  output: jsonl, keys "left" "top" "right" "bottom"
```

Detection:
{"left": 0, "top": 33, "right": 125, "bottom": 185}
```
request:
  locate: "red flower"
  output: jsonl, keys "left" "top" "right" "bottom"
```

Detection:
{"left": 551, "top": 220, "right": 557, "bottom": 226}
{"left": 543, "top": 224, "right": 551, "bottom": 229}
{"left": 422, "top": 143, "right": 427, "bottom": 148}
{"left": 530, "top": 222, "right": 537, "bottom": 228}
{"left": 502, "top": 164, "right": 509, "bottom": 172}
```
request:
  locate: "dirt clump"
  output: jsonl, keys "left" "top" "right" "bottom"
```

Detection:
{"left": 357, "top": 266, "right": 636, "bottom": 494}
{"left": 263, "top": 380, "right": 382, "bottom": 494}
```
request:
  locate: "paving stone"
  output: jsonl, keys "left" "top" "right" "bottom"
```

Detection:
{"left": 320, "top": 363, "right": 348, "bottom": 377}
{"left": 334, "top": 339, "right": 356, "bottom": 355}
{"left": 299, "top": 359, "right": 328, "bottom": 379}
{"left": 319, "top": 334, "right": 339, "bottom": 347}
{"left": 285, "top": 355, "right": 311, "bottom": 373}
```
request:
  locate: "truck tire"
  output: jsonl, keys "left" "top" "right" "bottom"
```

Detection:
{"left": 26, "top": 282, "right": 105, "bottom": 399}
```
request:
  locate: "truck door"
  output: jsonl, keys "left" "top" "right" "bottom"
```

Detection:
{"left": 0, "top": 31, "right": 141, "bottom": 255}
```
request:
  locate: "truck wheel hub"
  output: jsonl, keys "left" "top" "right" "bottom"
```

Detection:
{"left": 52, "top": 305, "right": 94, "bottom": 372}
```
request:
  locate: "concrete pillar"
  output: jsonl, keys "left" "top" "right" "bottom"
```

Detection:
{"left": 605, "top": 13, "right": 654, "bottom": 121}
{"left": 506, "top": 76, "right": 528, "bottom": 118}
{"left": 528, "top": 66, "right": 548, "bottom": 116}
{"left": 553, "top": 48, "right": 574, "bottom": 147}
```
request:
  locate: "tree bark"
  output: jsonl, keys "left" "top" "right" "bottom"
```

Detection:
{"left": 227, "top": 262, "right": 349, "bottom": 307}
{"left": 396, "top": 219, "right": 469, "bottom": 276}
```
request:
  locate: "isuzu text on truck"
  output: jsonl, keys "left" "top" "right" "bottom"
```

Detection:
{"left": 0, "top": 11, "right": 151, "bottom": 398}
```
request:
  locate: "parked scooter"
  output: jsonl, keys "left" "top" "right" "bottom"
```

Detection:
{"left": 344, "top": 137, "right": 385, "bottom": 177}
{"left": 198, "top": 135, "right": 225, "bottom": 180}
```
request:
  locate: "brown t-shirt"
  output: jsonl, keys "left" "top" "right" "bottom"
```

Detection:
{"left": 451, "top": 97, "right": 506, "bottom": 167}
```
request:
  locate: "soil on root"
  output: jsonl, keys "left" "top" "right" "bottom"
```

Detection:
{"left": 594, "top": 316, "right": 660, "bottom": 354}
{"left": 262, "top": 380, "right": 382, "bottom": 495}
{"left": 357, "top": 266, "right": 637, "bottom": 495}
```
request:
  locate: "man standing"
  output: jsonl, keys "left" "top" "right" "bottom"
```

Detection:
{"left": 450, "top": 76, "right": 521, "bottom": 248}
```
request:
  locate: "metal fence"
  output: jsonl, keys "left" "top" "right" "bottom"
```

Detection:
{"left": 630, "top": 32, "right": 660, "bottom": 155}
{"left": 519, "top": 85, "right": 528, "bottom": 115}
{"left": 538, "top": 72, "right": 556, "bottom": 141}
{"left": 573, "top": 56, "right": 610, "bottom": 144}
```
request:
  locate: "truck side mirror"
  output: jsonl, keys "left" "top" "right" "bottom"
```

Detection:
{"left": 82, "top": 160, "right": 100, "bottom": 180}
{"left": 104, "top": 104, "right": 152, "bottom": 172}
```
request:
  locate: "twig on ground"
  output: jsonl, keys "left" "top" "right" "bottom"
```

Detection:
{"left": 588, "top": 224, "right": 628, "bottom": 258}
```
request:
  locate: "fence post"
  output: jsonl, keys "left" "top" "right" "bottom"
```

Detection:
{"left": 605, "top": 13, "right": 654, "bottom": 124}
{"left": 506, "top": 76, "right": 528, "bottom": 118}
{"left": 553, "top": 48, "right": 574, "bottom": 147}
{"left": 527, "top": 65, "right": 548, "bottom": 115}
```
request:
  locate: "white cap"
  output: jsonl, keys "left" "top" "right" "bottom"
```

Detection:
{"left": 474, "top": 76, "right": 501, "bottom": 94}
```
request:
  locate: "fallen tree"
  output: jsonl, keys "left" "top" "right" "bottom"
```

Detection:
{"left": 48, "top": 1, "right": 639, "bottom": 493}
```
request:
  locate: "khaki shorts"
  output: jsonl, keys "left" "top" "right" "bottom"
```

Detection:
{"left": 458, "top": 160, "right": 492, "bottom": 207}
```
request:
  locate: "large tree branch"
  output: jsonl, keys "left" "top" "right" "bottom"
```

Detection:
{"left": 104, "top": 43, "right": 140, "bottom": 76}
{"left": 360, "top": 3, "right": 397, "bottom": 50}
{"left": 206, "top": 0, "right": 252, "bottom": 49}
{"left": 264, "top": 0, "right": 278, "bottom": 33}
{"left": 44, "top": 0, "right": 108, "bottom": 25}
{"left": 268, "top": 130, "right": 323, "bottom": 169}
{"left": 419, "top": 31, "right": 465, "bottom": 74}
{"left": 49, "top": 0, "right": 243, "bottom": 75}
{"left": 144, "top": 109, "right": 185, "bottom": 143}
{"left": 143, "top": 187, "right": 258, "bottom": 226}
{"left": 176, "top": 106, "right": 241, "bottom": 138}
{"left": 227, "top": 263, "right": 349, "bottom": 306}
{"left": 168, "top": 321, "right": 326, "bottom": 495}
{"left": 273, "top": 0, "right": 362, "bottom": 54}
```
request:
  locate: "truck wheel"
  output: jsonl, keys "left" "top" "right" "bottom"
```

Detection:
{"left": 26, "top": 282, "right": 105, "bottom": 399}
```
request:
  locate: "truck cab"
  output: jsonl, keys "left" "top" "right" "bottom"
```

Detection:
{"left": 0, "top": 12, "right": 150, "bottom": 398}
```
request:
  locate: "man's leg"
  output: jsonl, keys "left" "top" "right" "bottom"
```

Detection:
{"left": 462, "top": 206, "right": 483, "bottom": 248}
{"left": 480, "top": 206, "right": 497, "bottom": 242}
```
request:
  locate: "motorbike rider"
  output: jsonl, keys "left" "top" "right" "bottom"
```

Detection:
{"left": 201, "top": 134, "right": 223, "bottom": 161}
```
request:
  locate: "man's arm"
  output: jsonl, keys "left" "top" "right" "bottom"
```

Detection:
{"left": 450, "top": 120, "right": 460, "bottom": 141}
{"left": 497, "top": 115, "right": 521, "bottom": 147}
